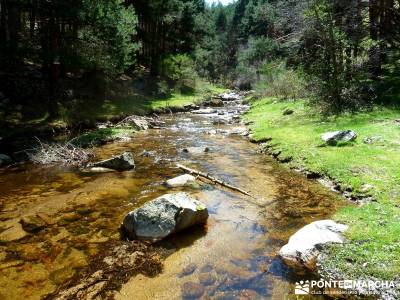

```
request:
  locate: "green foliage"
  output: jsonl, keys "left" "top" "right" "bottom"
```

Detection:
{"left": 78, "top": 0, "right": 139, "bottom": 75}
{"left": 71, "top": 127, "right": 134, "bottom": 147}
{"left": 160, "top": 54, "right": 197, "bottom": 93}
{"left": 303, "top": 0, "right": 375, "bottom": 113}
{"left": 255, "top": 61, "right": 306, "bottom": 99}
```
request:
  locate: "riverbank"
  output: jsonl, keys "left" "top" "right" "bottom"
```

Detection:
{"left": 244, "top": 98, "right": 400, "bottom": 285}
{"left": 0, "top": 81, "right": 224, "bottom": 156}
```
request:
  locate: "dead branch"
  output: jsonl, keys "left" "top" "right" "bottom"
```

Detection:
{"left": 176, "top": 163, "right": 255, "bottom": 198}
{"left": 29, "top": 138, "right": 94, "bottom": 167}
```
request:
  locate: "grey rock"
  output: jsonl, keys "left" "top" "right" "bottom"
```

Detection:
{"left": 279, "top": 220, "right": 348, "bottom": 271}
{"left": 90, "top": 152, "right": 135, "bottom": 171}
{"left": 117, "top": 116, "right": 153, "bottom": 130}
{"left": 122, "top": 193, "right": 208, "bottom": 242}
{"left": 165, "top": 174, "right": 196, "bottom": 188}
{"left": 283, "top": 108, "right": 294, "bottom": 115}
{"left": 206, "top": 98, "right": 224, "bottom": 107}
{"left": 321, "top": 130, "right": 357, "bottom": 145}
{"left": 219, "top": 92, "right": 241, "bottom": 101}
{"left": 130, "top": 118, "right": 149, "bottom": 130}
{"left": 191, "top": 108, "right": 217, "bottom": 114}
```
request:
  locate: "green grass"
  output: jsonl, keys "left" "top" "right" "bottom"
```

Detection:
{"left": 70, "top": 127, "right": 134, "bottom": 147}
{"left": 244, "top": 98, "right": 400, "bottom": 281}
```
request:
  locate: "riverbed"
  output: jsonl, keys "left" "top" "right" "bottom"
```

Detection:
{"left": 0, "top": 99, "right": 344, "bottom": 299}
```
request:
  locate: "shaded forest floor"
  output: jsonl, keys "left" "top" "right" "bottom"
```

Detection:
{"left": 245, "top": 98, "right": 400, "bottom": 282}
{"left": 0, "top": 70, "right": 224, "bottom": 152}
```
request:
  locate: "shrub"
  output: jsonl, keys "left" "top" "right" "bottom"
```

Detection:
{"left": 160, "top": 54, "right": 198, "bottom": 93}
{"left": 255, "top": 60, "right": 306, "bottom": 99}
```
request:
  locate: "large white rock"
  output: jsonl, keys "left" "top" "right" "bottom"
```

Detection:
{"left": 122, "top": 193, "right": 208, "bottom": 242}
{"left": 165, "top": 174, "right": 196, "bottom": 188}
{"left": 321, "top": 130, "right": 357, "bottom": 145}
{"left": 279, "top": 220, "right": 348, "bottom": 271}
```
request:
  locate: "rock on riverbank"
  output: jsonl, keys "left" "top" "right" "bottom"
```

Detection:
{"left": 279, "top": 220, "right": 348, "bottom": 271}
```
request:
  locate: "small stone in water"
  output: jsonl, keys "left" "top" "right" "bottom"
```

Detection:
{"left": 238, "top": 289, "right": 261, "bottom": 300}
{"left": 198, "top": 273, "right": 216, "bottom": 286}
{"left": 181, "top": 282, "right": 205, "bottom": 298}
{"left": 200, "top": 264, "right": 213, "bottom": 273}
{"left": 180, "top": 263, "right": 197, "bottom": 277}
{"left": 20, "top": 215, "right": 47, "bottom": 233}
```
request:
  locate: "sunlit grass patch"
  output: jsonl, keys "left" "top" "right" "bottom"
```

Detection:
{"left": 245, "top": 97, "right": 400, "bottom": 280}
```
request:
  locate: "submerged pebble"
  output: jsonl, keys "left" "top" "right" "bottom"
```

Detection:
{"left": 181, "top": 281, "right": 205, "bottom": 298}
{"left": 180, "top": 263, "right": 197, "bottom": 277}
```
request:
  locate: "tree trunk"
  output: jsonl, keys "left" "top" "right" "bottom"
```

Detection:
{"left": 369, "top": 0, "right": 381, "bottom": 77}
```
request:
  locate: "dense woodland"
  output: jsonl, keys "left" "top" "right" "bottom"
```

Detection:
{"left": 0, "top": 0, "right": 400, "bottom": 121}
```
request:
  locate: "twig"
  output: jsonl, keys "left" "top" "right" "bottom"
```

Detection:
{"left": 176, "top": 163, "right": 255, "bottom": 198}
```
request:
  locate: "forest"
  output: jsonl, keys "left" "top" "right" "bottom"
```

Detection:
{"left": 1, "top": 0, "right": 399, "bottom": 120}
{"left": 0, "top": 0, "right": 400, "bottom": 299}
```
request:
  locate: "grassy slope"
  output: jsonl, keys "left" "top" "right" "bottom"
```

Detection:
{"left": 244, "top": 98, "right": 400, "bottom": 281}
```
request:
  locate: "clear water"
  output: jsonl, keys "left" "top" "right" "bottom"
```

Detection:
{"left": 0, "top": 104, "right": 344, "bottom": 299}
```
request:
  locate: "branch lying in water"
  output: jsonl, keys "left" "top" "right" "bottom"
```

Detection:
{"left": 176, "top": 163, "right": 255, "bottom": 198}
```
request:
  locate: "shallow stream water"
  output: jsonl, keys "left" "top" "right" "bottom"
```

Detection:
{"left": 0, "top": 100, "right": 344, "bottom": 299}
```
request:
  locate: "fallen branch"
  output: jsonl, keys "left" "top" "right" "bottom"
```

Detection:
{"left": 176, "top": 163, "right": 255, "bottom": 198}
{"left": 29, "top": 137, "right": 94, "bottom": 167}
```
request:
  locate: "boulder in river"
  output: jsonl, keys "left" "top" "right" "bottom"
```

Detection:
{"left": 130, "top": 118, "right": 149, "bottom": 131}
{"left": 0, "top": 154, "right": 12, "bottom": 166}
{"left": 122, "top": 192, "right": 208, "bottom": 242}
{"left": 205, "top": 98, "right": 224, "bottom": 107}
{"left": 165, "top": 174, "right": 196, "bottom": 188}
{"left": 321, "top": 130, "right": 357, "bottom": 145}
{"left": 191, "top": 108, "right": 217, "bottom": 114}
{"left": 220, "top": 92, "right": 241, "bottom": 101}
{"left": 279, "top": 220, "right": 348, "bottom": 271}
{"left": 117, "top": 115, "right": 151, "bottom": 130}
{"left": 89, "top": 151, "right": 135, "bottom": 171}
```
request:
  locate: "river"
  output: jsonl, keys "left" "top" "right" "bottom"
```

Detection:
{"left": 0, "top": 98, "right": 344, "bottom": 299}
